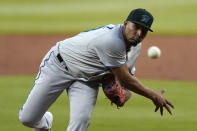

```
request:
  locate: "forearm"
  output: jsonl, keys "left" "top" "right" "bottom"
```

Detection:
{"left": 111, "top": 65, "right": 157, "bottom": 100}
{"left": 120, "top": 73, "right": 156, "bottom": 100}
{"left": 111, "top": 64, "right": 174, "bottom": 115}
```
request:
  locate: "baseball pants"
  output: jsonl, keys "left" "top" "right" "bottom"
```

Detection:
{"left": 19, "top": 45, "right": 99, "bottom": 131}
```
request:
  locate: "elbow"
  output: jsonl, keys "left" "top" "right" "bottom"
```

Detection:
{"left": 118, "top": 75, "right": 138, "bottom": 91}
{"left": 119, "top": 79, "right": 127, "bottom": 88}
{"left": 118, "top": 76, "right": 130, "bottom": 88}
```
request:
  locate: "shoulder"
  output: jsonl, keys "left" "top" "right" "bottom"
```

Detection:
{"left": 128, "top": 43, "right": 142, "bottom": 53}
{"left": 97, "top": 24, "right": 125, "bottom": 50}
{"left": 132, "top": 43, "right": 142, "bottom": 51}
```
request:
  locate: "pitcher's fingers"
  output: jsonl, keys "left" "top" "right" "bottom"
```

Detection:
{"left": 166, "top": 100, "right": 175, "bottom": 109}
{"left": 164, "top": 104, "right": 172, "bottom": 115}
{"left": 160, "top": 106, "right": 163, "bottom": 116}
{"left": 155, "top": 106, "right": 159, "bottom": 112}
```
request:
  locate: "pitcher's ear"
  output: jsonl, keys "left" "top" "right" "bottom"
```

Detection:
{"left": 123, "top": 21, "right": 128, "bottom": 26}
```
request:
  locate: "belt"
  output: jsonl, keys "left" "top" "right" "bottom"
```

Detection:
{"left": 57, "top": 53, "right": 68, "bottom": 70}
{"left": 57, "top": 53, "right": 63, "bottom": 63}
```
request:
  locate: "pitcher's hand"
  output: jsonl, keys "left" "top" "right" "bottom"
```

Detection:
{"left": 152, "top": 89, "right": 174, "bottom": 116}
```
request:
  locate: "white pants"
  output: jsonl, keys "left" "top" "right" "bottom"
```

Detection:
{"left": 19, "top": 45, "right": 99, "bottom": 131}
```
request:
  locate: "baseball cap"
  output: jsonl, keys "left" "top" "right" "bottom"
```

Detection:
{"left": 126, "top": 8, "right": 154, "bottom": 32}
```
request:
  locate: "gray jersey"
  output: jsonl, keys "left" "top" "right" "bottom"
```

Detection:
{"left": 57, "top": 24, "right": 141, "bottom": 81}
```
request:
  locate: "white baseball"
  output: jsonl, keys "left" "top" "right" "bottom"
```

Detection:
{"left": 147, "top": 46, "right": 161, "bottom": 59}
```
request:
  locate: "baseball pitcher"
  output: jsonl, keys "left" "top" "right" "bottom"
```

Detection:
{"left": 19, "top": 8, "right": 174, "bottom": 131}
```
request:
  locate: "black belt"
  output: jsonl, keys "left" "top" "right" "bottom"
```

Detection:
{"left": 57, "top": 53, "right": 68, "bottom": 70}
{"left": 57, "top": 53, "right": 63, "bottom": 63}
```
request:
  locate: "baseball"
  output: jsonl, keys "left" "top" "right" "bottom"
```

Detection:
{"left": 147, "top": 46, "right": 161, "bottom": 59}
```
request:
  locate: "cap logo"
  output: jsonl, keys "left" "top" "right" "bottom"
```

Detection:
{"left": 141, "top": 15, "right": 150, "bottom": 23}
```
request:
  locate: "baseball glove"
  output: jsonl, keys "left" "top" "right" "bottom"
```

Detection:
{"left": 101, "top": 73, "right": 132, "bottom": 108}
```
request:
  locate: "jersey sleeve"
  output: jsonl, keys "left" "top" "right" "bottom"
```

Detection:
{"left": 127, "top": 43, "right": 142, "bottom": 74}
{"left": 93, "top": 38, "right": 126, "bottom": 68}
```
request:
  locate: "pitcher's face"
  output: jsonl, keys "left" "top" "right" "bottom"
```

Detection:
{"left": 122, "top": 21, "right": 148, "bottom": 46}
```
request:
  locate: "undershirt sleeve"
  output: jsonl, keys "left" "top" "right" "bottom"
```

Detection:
{"left": 127, "top": 43, "right": 142, "bottom": 74}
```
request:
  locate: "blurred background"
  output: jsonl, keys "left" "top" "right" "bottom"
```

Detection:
{"left": 0, "top": 0, "right": 197, "bottom": 131}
